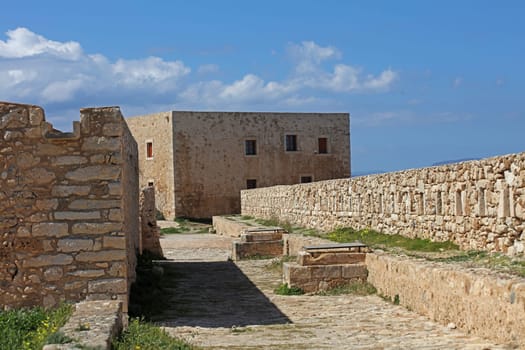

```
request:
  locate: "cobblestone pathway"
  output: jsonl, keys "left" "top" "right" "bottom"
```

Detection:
{"left": 159, "top": 234, "right": 512, "bottom": 350}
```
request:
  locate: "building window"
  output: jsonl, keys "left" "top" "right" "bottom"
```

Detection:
{"left": 246, "top": 179, "right": 257, "bottom": 189}
{"left": 300, "top": 176, "right": 312, "bottom": 183}
{"left": 318, "top": 137, "right": 328, "bottom": 154}
{"left": 146, "top": 141, "right": 153, "bottom": 159}
{"left": 148, "top": 181, "right": 154, "bottom": 187}
{"left": 285, "top": 134, "right": 297, "bottom": 152}
{"left": 245, "top": 139, "right": 257, "bottom": 155}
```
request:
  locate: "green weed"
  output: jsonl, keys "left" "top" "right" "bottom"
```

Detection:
{"left": 0, "top": 303, "right": 72, "bottom": 350}
{"left": 316, "top": 281, "right": 377, "bottom": 296}
{"left": 325, "top": 227, "right": 459, "bottom": 252}
{"left": 274, "top": 283, "right": 304, "bottom": 295}
{"left": 113, "top": 318, "right": 194, "bottom": 350}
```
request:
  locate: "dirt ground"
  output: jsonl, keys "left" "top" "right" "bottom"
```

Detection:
{"left": 157, "top": 233, "right": 512, "bottom": 350}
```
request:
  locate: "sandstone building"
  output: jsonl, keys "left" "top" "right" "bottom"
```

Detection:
{"left": 127, "top": 111, "right": 350, "bottom": 219}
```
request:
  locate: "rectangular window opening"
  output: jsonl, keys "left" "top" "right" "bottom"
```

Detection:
{"left": 455, "top": 190, "right": 463, "bottom": 216}
{"left": 146, "top": 142, "right": 153, "bottom": 159}
{"left": 245, "top": 139, "right": 257, "bottom": 155}
{"left": 246, "top": 179, "right": 257, "bottom": 189}
{"left": 148, "top": 181, "right": 154, "bottom": 187}
{"left": 318, "top": 137, "right": 328, "bottom": 154}
{"left": 285, "top": 134, "right": 297, "bottom": 152}
{"left": 436, "top": 191, "right": 443, "bottom": 215}
{"left": 300, "top": 176, "right": 312, "bottom": 183}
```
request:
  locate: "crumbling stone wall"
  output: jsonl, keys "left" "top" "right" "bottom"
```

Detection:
{"left": 140, "top": 186, "right": 163, "bottom": 256}
{"left": 0, "top": 102, "right": 139, "bottom": 311}
{"left": 242, "top": 152, "right": 525, "bottom": 254}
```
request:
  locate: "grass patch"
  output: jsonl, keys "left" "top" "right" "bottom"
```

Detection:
{"left": 325, "top": 227, "right": 459, "bottom": 252}
{"left": 433, "top": 250, "right": 525, "bottom": 277}
{"left": 161, "top": 227, "right": 191, "bottom": 234}
{"left": 113, "top": 318, "right": 194, "bottom": 350}
{"left": 254, "top": 218, "right": 293, "bottom": 233}
{"left": 240, "top": 215, "right": 254, "bottom": 220}
{"left": 316, "top": 281, "right": 377, "bottom": 296}
{"left": 274, "top": 283, "right": 304, "bottom": 295}
{"left": 0, "top": 303, "right": 73, "bottom": 350}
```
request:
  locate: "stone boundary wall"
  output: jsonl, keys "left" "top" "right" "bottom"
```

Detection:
{"left": 366, "top": 252, "right": 525, "bottom": 347}
{"left": 242, "top": 152, "right": 525, "bottom": 254}
{"left": 0, "top": 102, "right": 139, "bottom": 311}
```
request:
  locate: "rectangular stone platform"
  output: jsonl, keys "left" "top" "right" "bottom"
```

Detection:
{"left": 283, "top": 262, "right": 368, "bottom": 292}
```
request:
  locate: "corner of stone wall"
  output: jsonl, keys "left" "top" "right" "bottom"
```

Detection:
{"left": 0, "top": 101, "right": 139, "bottom": 313}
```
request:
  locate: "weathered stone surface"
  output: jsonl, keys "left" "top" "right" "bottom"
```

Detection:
{"left": 72, "top": 223, "right": 122, "bottom": 234}
{"left": 23, "top": 254, "right": 73, "bottom": 268}
{"left": 26, "top": 168, "right": 56, "bottom": 185}
{"left": 65, "top": 165, "right": 121, "bottom": 182}
{"left": 54, "top": 211, "right": 101, "bottom": 220}
{"left": 102, "top": 236, "right": 126, "bottom": 249}
{"left": 44, "top": 267, "right": 63, "bottom": 281}
{"left": 81, "top": 136, "right": 120, "bottom": 152}
{"left": 69, "top": 199, "right": 120, "bottom": 210}
{"left": 52, "top": 185, "right": 91, "bottom": 197}
{"left": 57, "top": 239, "right": 94, "bottom": 252}
{"left": 52, "top": 156, "right": 88, "bottom": 166}
{"left": 32, "top": 223, "right": 69, "bottom": 237}
{"left": 88, "top": 278, "right": 127, "bottom": 294}
{"left": 68, "top": 269, "right": 105, "bottom": 278}
{"left": 75, "top": 250, "right": 126, "bottom": 262}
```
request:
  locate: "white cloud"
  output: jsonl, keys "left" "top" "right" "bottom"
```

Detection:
{"left": 0, "top": 27, "right": 82, "bottom": 60}
{"left": 0, "top": 28, "right": 398, "bottom": 127}
{"left": 113, "top": 57, "right": 190, "bottom": 86}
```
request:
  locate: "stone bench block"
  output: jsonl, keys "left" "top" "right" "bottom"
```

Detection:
{"left": 232, "top": 240, "right": 283, "bottom": 260}
{"left": 298, "top": 251, "right": 366, "bottom": 266}
{"left": 283, "top": 262, "right": 368, "bottom": 293}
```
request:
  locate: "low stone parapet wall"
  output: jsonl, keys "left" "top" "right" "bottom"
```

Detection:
{"left": 366, "top": 252, "right": 525, "bottom": 347}
{"left": 242, "top": 152, "right": 525, "bottom": 255}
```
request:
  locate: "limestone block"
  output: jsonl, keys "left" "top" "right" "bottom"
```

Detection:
{"left": 44, "top": 267, "right": 63, "bottom": 281}
{"left": 68, "top": 270, "right": 105, "bottom": 278}
{"left": 25, "top": 168, "right": 56, "bottom": 185}
{"left": 65, "top": 165, "right": 121, "bottom": 182}
{"left": 54, "top": 211, "right": 101, "bottom": 220}
{"left": 81, "top": 136, "right": 120, "bottom": 152}
{"left": 72, "top": 222, "right": 122, "bottom": 234}
{"left": 75, "top": 250, "right": 126, "bottom": 262}
{"left": 88, "top": 278, "right": 127, "bottom": 294}
{"left": 69, "top": 199, "right": 120, "bottom": 210}
{"left": 52, "top": 156, "right": 88, "bottom": 166}
{"left": 103, "top": 236, "right": 126, "bottom": 249}
{"left": 108, "top": 209, "right": 123, "bottom": 221}
{"left": 342, "top": 264, "right": 368, "bottom": 278}
{"left": 16, "top": 153, "right": 39, "bottom": 169}
{"left": 65, "top": 281, "right": 85, "bottom": 291}
{"left": 108, "top": 262, "right": 126, "bottom": 277}
{"left": 23, "top": 254, "right": 73, "bottom": 268}
{"left": 298, "top": 251, "right": 366, "bottom": 266}
{"left": 35, "top": 199, "right": 59, "bottom": 211}
{"left": 35, "top": 143, "right": 68, "bottom": 156}
{"left": 102, "top": 123, "right": 123, "bottom": 136}
{"left": 57, "top": 239, "right": 94, "bottom": 252}
{"left": 52, "top": 185, "right": 91, "bottom": 197}
{"left": 310, "top": 265, "right": 342, "bottom": 279}
{"left": 32, "top": 223, "right": 69, "bottom": 237}
{"left": 108, "top": 183, "right": 121, "bottom": 195}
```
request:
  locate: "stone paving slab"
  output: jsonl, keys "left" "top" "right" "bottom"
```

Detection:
{"left": 159, "top": 234, "right": 513, "bottom": 350}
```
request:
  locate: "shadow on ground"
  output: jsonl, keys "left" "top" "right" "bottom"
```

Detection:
{"left": 152, "top": 260, "right": 291, "bottom": 328}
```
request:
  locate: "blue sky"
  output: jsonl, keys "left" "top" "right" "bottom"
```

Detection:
{"left": 1, "top": 1, "right": 523, "bottom": 173}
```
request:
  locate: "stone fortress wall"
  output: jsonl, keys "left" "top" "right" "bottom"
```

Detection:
{"left": 242, "top": 152, "right": 525, "bottom": 254}
{"left": 0, "top": 102, "right": 139, "bottom": 311}
{"left": 127, "top": 111, "right": 350, "bottom": 219}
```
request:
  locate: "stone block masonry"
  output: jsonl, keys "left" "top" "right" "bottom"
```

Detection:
{"left": 242, "top": 152, "right": 525, "bottom": 255}
{"left": 0, "top": 102, "right": 139, "bottom": 311}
